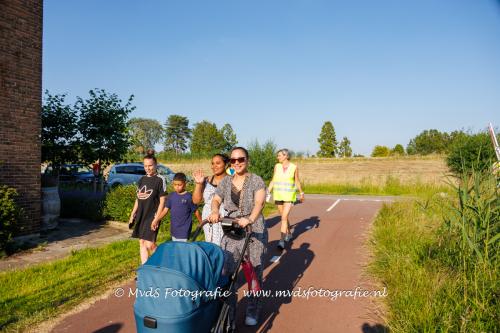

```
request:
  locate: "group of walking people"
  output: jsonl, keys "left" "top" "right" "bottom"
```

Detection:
{"left": 128, "top": 146, "right": 304, "bottom": 328}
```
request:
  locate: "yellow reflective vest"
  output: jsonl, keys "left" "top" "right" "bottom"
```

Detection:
{"left": 272, "top": 162, "right": 297, "bottom": 201}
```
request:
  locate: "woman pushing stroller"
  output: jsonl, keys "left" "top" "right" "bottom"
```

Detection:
{"left": 208, "top": 146, "right": 268, "bottom": 327}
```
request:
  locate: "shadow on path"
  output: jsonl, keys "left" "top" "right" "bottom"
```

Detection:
{"left": 361, "top": 323, "right": 389, "bottom": 333}
{"left": 92, "top": 323, "right": 123, "bottom": 333}
{"left": 236, "top": 242, "right": 315, "bottom": 333}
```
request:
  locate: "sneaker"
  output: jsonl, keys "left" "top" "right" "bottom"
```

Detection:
{"left": 277, "top": 240, "right": 285, "bottom": 249}
{"left": 245, "top": 315, "right": 258, "bottom": 326}
{"left": 285, "top": 233, "right": 292, "bottom": 242}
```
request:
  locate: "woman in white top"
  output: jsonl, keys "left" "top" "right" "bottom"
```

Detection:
{"left": 192, "top": 154, "right": 228, "bottom": 245}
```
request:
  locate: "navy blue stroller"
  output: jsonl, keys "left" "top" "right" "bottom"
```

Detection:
{"left": 134, "top": 220, "right": 252, "bottom": 333}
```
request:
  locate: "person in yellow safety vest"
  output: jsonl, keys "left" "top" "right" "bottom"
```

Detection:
{"left": 267, "top": 148, "right": 304, "bottom": 249}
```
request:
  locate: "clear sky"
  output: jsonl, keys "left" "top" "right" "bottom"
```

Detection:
{"left": 42, "top": 0, "right": 500, "bottom": 155}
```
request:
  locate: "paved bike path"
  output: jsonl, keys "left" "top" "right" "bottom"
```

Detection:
{"left": 50, "top": 195, "right": 391, "bottom": 333}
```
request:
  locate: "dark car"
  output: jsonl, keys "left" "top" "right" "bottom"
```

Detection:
{"left": 44, "top": 164, "right": 95, "bottom": 184}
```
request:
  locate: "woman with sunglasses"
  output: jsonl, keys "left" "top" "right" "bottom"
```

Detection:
{"left": 209, "top": 147, "right": 267, "bottom": 327}
{"left": 192, "top": 153, "right": 229, "bottom": 245}
{"left": 267, "top": 148, "right": 304, "bottom": 249}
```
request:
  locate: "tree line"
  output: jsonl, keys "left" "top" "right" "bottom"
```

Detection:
{"left": 41, "top": 89, "right": 238, "bottom": 167}
{"left": 369, "top": 128, "right": 496, "bottom": 158}
{"left": 42, "top": 88, "right": 497, "bottom": 175}
{"left": 128, "top": 116, "right": 237, "bottom": 156}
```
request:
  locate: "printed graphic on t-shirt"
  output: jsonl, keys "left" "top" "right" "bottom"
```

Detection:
{"left": 137, "top": 185, "right": 153, "bottom": 200}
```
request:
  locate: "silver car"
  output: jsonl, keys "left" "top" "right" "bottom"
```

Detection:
{"left": 106, "top": 162, "right": 176, "bottom": 188}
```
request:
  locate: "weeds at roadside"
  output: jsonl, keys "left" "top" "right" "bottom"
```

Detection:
{"left": 369, "top": 169, "right": 499, "bottom": 332}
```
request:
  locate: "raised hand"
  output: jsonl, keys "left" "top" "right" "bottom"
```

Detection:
{"left": 193, "top": 169, "right": 205, "bottom": 184}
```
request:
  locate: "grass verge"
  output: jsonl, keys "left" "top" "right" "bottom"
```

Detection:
{"left": 0, "top": 203, "right": 277, "bottom": 332}
{"left": 368, "top": 173, "right": 498, "bottom": 332}
{"left": 0, "top": 239, "right": 139, "bottom": 332}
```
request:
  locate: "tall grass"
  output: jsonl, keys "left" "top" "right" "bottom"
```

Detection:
{"left": 369, "top": 170, "right": 499, "bottom": 332}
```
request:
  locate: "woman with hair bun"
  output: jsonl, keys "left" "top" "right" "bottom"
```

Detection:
{"left": 192, "top": 153, "right": 230, "bottom": 245}
{"left": 128, "top": 153, "right": 167, "bottom": 264}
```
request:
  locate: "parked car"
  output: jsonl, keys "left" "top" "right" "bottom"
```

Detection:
{"left": 43, "top": 164, "right": 95, "bottom": 184}
{"left": 106, "top": 162, "right": 177, "bottom": 188}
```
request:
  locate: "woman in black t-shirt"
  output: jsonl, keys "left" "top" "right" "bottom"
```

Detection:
{"left": 128, "top": 154, "right": 167, "bottom": 264}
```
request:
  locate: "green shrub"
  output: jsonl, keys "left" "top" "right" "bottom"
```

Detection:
{"left": 248, "top": 140, "right": 276, "bottom": 181}
{"left": 103, "top": 185, "right": 137, "bottom": 222}
{"left": 391, "top": 144, "right": 405, "bottom": 156}
{"left": 0, "top": 186, "right": 22, "bottom": 255}
{"left": 371, "top": 145, "right": 391, "bottom": 157}
{"left": 446, "top": 132, "right": 497, "bottom": 175}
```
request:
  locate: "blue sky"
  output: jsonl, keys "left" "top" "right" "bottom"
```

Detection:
{"left": 43, "top": 0, "right": 500, "bottom": 155}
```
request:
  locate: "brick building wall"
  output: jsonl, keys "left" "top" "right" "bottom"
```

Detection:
{"left": 0, "top": 1, "right": 43, "bottom": 235}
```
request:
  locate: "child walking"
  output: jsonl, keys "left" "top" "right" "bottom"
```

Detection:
{"left": 128, "top": 154, "right": 167, "bottom": 264}
{"left": 152, "top": 173, "right": 202, "bottom": 241}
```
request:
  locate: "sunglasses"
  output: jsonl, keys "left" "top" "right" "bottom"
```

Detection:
{"left": 230, "top": 157, "right": 247, "bottom": 164}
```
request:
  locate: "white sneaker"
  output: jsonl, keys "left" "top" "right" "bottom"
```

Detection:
{"left": 245, "top": 315, "right": 258, "bottom": 326}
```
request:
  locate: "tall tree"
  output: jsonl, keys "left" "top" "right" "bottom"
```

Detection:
{"left": 164, "top": 115, "right": 191, "bottom": 154}
{"left": 220, "top": 123, "right": 238, "bottom": 153}
{"left": 128, "top": 117, "right": 163, "bottom": 155}
{"left": 42, "top": 91, "right": 79, "bottom": 167}
{"left": 338, "top": 136, "right": 352, "bottom": 158}
{"left": 76, "top": 89, "right": 134, "bottom": 165}
{"left": 317, "top": 121, "right": 338, "bottom": 157}
{"left": 190, "top": 121, "right": 225, "bottom": 154}
{"left": 406, "top": 129, "right": 450, "bottom": 155}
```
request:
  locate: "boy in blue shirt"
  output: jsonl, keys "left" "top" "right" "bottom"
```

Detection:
{"left": 151, "top": 173, "right": 202, "bottom": 241}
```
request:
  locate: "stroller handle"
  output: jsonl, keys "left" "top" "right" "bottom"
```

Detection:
{"left": 189, "top": 219, "right": 253, "bottom": 242}
{"left": 189, "top": 220, "right": 209, "bottom": 241}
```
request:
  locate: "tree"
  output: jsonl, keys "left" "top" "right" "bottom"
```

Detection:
{"left": 190, "top": 121, "right": 225, "bottom": 154}
{"left": 446, "top": 132, "right": 498, "bottom": 175}
{"left": 41, "top": 91, "right": 79, "bottom": 167}
{"left": 128, "top": 118, "right": 163, "bottom": 155}
{"left": 317, "top": 121, "right": 338, "bottom": 157}
{"left": 248, "top": 140, "right": 277, "bottom": 181}
{"left": 338, "top": 136, "right": 352, "bottom": 158}
{"left": 220, "top": 123, "right": 238, "bottom": 153}
{"left": 406, "top": 129, "right": 450, "bottom": 155}
{"left": 371, "top": 145, "right": 391, "bottom": 157}
{"left": 164, "top": 115, "right": 191, "bottom": 154}
{"left": 391, "top": 144, "right": 405, "bottom": 156}
{"left": 76, "top": 89, "right": 134, "bottom": 165}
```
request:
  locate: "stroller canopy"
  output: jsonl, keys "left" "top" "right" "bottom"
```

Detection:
{"left": 144, "top": 241, "right": 225, "bottom": 293}
{"left": 134, "top": 241, "right": 226, "bottom": 330}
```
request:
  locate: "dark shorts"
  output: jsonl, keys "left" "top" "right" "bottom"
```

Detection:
{"left": 274, "top": 200, "right": 294, "bottom": 205}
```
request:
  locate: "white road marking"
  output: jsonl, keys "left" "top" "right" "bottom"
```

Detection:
{"left": 326, "top": 199, "right": 341, "bottom": 212}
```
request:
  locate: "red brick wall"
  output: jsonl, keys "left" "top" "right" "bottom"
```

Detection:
{"left": 0, "top": 1, "right": 43, "bottom": 235}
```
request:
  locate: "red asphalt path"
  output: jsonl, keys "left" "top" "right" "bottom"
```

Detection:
{"left": 51, "top": 194, "right": 392, "bottom": 333}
